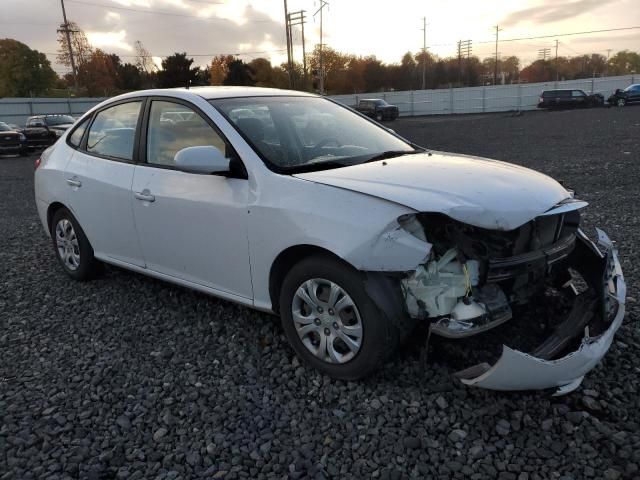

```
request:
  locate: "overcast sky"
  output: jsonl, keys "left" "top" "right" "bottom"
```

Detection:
{"left": 2, "top": 0, "right": 639, "bottom": 75}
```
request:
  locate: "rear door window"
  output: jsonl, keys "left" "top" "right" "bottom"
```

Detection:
{"left": 86, "top": 101, "right": 142, "bottom": 161}
{"left": 68, "top": 116, "right": 90, "bottom": 148}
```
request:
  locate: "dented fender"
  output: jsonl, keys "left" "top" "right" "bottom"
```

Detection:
{"left": 344, "top": 219, "right": 432, "bottom": 271}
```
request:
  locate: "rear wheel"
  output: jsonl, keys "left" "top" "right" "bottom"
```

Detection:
{"left": 279, "top": 256, "right": 399, "bottom": 380}
{"left": 51, "top": 208, "right": 102, "bottom": 280}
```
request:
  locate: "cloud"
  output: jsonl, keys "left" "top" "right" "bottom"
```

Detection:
{"left": 502, "top": 0, "right": 621, "bottom": 27}
{"left": 86, "top": 30, "right": 134, "bottom": 51}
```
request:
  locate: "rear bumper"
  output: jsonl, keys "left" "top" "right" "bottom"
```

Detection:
{"left": 456, "top": 228, "right": 625, "bottom": 395}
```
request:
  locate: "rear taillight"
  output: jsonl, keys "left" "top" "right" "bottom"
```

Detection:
{"left": 34, "top": 157, "right": 41, "bottom": 170}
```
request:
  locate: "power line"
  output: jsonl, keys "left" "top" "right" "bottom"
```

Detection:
{"left": 42, "top": 49, "right": 286, "bottom": 58}
{"left": 65, "top": 0, "right": 273, "bottom": 22}
{"left": 476, "top": 26, "right": 640, "bottom": 45}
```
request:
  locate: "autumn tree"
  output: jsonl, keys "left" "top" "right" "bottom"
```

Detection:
{"left": 56, "top": 21, "right": 93, "bottom": 69}
{"left": 134, "top": 40, "right": 155, "bottom": 74}
{"left": 608, "top": 50, "right": 640, "bottom": 75}
{"left": 77, "top": 49, "right": 118, "bottom": 96}
{"left": 0, "top": 39, "right": 57, "bottom": 96}
{"left": 210, "top": 54, "right": 234, "bottom": 85}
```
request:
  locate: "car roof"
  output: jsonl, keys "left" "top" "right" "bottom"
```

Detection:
{"left": 543, "top": 89, "right": 580, "bottom": 93}
{"left": 109, "top": 86, "right": 318, "bottom": 103}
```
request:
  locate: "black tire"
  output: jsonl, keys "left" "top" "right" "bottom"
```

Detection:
{"left": 375, "top": 111, "right": 384, "bottom": 122}
{"left": 51, "top": 207, "right": 102, "bottom": 281}
{"left": 617, "top": 98, "right": 626, "bottom": 107}
{"left": 279, "top": 255, "right": 399, "bottom": 380}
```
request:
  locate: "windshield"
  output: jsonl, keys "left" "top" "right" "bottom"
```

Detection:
{"left": 210, "top": 96, "right": 415, "bottom": 173}
{"left": 46, "top": 115, "right": 75, "bottom": 126}
{"left": 0, "top": 122, "right": 11, "bottom": 132}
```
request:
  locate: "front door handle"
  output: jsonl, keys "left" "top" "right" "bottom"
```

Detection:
{"left": 134, "top": 189, "right": 155, "bottom": 202}
{"left": 66, "top": 177, "right": 82, "bottom": 188}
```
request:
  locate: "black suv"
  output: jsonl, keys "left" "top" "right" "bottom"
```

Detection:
{"left": 607, "top": 84, "right": 640, "bottom": 107}
{"left": 354, "top": 99, "right": 399, "bottom": 121}
{"left": 537, "top": 89, "right": 604, "bottom": 109}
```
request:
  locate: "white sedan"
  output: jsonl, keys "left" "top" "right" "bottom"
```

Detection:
{"left": 34, "top": 87, "right": 625, "bottom": 394}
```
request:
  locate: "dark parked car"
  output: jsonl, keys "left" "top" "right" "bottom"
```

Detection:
{"left": 354, "top": 99, "right": 399, "bottom": 121}
{"left": 0, "top": 122, "right": 27, "bottom": 156}
{"left": 22, "top": 114, "right": 76, "bottom": 149}
{"left": 537, "top": 89, "right": 604, "bottom": 109}
{"left": 607, "top": 84, "right": 640, "bottom": 107}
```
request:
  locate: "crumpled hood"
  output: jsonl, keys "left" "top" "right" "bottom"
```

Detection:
{"left": 294, "top": 151, "right": 571, "bottom": 230}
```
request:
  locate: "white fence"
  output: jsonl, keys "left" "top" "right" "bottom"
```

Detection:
{"left": 331, "top": 74, "right": 636, "bottom": 116}
{"left": 0, "top": 97, "right": 108, "bottom": 126}
{"left": 0, "top": 74, "right": 636, "bottom": 125}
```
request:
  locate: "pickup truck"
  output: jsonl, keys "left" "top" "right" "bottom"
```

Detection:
{"left": 0, "top": 122, "right": 27, "bottom": 156}
{"left": 354, "top": 99, "right": 399, "bottom": 122}
{"left": 21, "top": 114, "right": 76, "bottom": 150}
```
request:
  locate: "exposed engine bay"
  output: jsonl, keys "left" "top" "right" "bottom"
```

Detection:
{"left": 393, "top": 204, "right": 625, "bottom": 394}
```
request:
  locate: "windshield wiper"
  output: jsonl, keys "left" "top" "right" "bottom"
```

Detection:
{"left": 364, "top": 149, "right": 421, "bottom": 163}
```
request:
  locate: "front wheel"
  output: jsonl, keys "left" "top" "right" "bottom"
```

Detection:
{"left": 279, "top": 256, "right": 398, "bottom": 380}
{"left": 51, "top": 208, "right": 102, "bottom": 280}
{"left": 617, "top": 98, "right": 626, "bottom": 107}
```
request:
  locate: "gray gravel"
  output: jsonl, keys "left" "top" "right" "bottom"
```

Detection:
{"left": 2, "top": 107, "right": 639, "bottom": 479}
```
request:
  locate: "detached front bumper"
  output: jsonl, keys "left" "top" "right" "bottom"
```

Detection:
{"left": 455, "top": 228, "right": 625, "bottom": 395}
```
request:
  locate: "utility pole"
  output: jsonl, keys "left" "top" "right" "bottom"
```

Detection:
{"left": 538, "top": 48, "right": 550, "bottom": 60}
{"left": 313, "top": 1, "right": 329, "bottom": 95}
{"left": 58, "top": 0, "right": 78, "bottom": 89}
{"left": 287, "top": 10, "right": 307, "bottom": 88}
{"left": 493, "top": 25, "right": 502, "bottom": 85}
{"left": 283, "top": 0, "right": 293, "bottom": 88}
{"left": 421, "top": 17, "right": 427, "bottom": 90}
{"left": 606, "top": 48, "right": 612, "bottom": 76}
{"left": 554, "top": 39, "right": 559, "bottom": 82}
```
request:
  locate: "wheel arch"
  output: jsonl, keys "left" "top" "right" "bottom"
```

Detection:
{"left": 269, "top": 244, "right": 350, "bottom": 313}
{"left": 47, "top": 201, "right": 68, "bottom": 233}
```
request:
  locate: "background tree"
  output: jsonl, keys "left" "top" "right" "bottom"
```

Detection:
{"left": 0, "top": 39, "right": 57, "bottom": 97}
{"left": 608, "top": 50, "right": 640, "bottom": 75}
{"left": 134, "top": 40, "right": 155, "bottom": 74}
{"left": 77, "top": 49, "right": 118, "bottom": 96}
{"left": 223, "top": 59, "right": 255, "bottom": 86}
{"left": 56, "top": 21, "right": 93, "bottom": 69}
{"left": 210, "top": 54, "right": 234, "bottom": 85}
{"left": 157, "top": 52, "right": 199, "bottom": 88}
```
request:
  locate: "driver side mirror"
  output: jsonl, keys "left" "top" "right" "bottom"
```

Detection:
{"left": 174, "top": 146, "right": 230, "bottom": 174}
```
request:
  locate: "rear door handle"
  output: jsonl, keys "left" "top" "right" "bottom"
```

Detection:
{"left": 66, "top": 178, "right": 81, "bottom": 188}
{"left": 134, "top": 190, "right": 155, "bottom": 202}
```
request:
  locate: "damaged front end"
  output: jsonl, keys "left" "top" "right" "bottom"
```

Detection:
{"left": 397, "top": 204, "right": 625, "bottom": 394}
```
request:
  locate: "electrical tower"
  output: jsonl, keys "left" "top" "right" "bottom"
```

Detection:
{"left": 538, "top": 48, "right": 551, "bottom": 60}
{"left": 457, "top": 40, "right": 472, "bottom": 85}
{"left": 287, "top": 10, "right": 307, "bottom": 88}
{"left": 58, "top": 0, "right": 78, "bottom": 89}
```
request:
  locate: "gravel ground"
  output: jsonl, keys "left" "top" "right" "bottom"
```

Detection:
{"left": 2, "top": 107, "right": 639, "bottom": 480}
